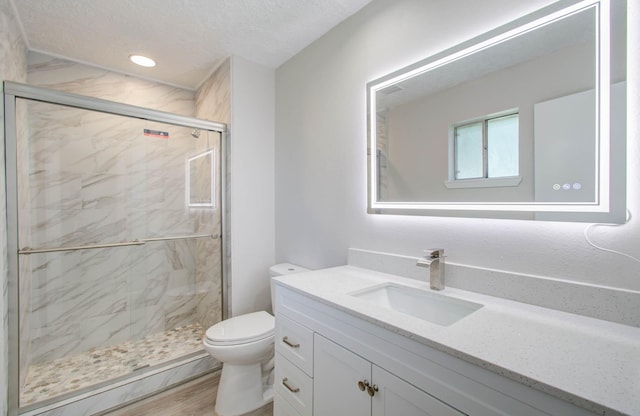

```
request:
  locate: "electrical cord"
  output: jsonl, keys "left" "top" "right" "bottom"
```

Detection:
{"left": 583, "top": 209, "right": 640, "bottom": 264}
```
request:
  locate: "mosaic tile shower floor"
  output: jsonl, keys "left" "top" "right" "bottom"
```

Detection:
{"left": 21, "top": 323, "right": 205, "bottom": 406}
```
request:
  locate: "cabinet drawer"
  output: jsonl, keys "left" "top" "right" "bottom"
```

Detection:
{"left": 275, "top": 353, "right": 313, "bottom": 416}
{"left": 274, "top": 392, "right": 303, "bottom": 416}
{"left": 276, "top": 314, "right": 314, "bottom": 376}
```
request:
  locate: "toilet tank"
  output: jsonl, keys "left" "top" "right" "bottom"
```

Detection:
{"left": 270, "top": 263, "right": 309, "bottom": 314}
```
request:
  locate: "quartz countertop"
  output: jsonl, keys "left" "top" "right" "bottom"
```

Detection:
{"left": 274, "top": 266, "right": 640, "bottom": 416}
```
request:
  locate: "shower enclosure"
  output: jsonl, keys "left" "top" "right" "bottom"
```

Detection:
{"left": 4, "top": 82, "right": 227, "bottom": 415}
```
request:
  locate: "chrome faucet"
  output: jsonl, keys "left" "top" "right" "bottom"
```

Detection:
{"left": 416, "top": 249, "right": 445, "bottom": 290}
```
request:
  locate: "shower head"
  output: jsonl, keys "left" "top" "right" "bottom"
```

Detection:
{"left": 191, "top": 129, "right": 200, "bottom": 138}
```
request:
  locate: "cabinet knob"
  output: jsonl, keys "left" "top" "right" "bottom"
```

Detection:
{"left": 282, "top": 336, "right": 300, "bottom": 348}
{"left": 357, "top": 380, "right": 379, "bottom": 396}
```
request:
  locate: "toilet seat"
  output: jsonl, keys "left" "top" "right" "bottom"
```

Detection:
{"left": 205, "top": 311, "right": 274, "bottom": 346}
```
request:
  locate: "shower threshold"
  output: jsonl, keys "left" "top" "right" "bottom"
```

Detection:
{"left": 21, "top": 323, "right": 205, "bottom": 406}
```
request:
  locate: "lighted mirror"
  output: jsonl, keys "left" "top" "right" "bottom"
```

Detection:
{"left": 187, "top": 149, "right": 215, "bottom": 208}
{"left": 367, "top": 0, "right": 626, "bottom": 222}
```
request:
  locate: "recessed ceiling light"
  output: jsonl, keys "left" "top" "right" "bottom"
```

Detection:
{"left": 129, "top": 54, "right": 156, "bottom": 67}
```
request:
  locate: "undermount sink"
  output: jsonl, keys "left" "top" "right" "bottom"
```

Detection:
{"left": 349, "top": 283, "right": 483, "bottom": 326}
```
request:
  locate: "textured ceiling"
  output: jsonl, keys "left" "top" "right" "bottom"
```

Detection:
{"left": 12, "top": 0, "right": 372, "bottom": 89}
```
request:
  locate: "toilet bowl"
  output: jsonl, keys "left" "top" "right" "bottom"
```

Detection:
{"left": 203, "top": 263, "right": 308, "bottom": 416}
{"left": 203, "top": 311, "right": 275, "bottom": 416}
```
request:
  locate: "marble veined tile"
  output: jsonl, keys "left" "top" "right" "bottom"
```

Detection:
{"left": 135, "top": 272, "right": 169, "bottom": 305}
{"left": 142, "top": 141, "right": 170, "bottom": 176}
{"left": 30, "top": 275, "right": 129, "bottom": 331}
{"left": 28, "top": 170, "right": 82, "bottom": 210}
{"left": 194, "top": 213, "right": 219, "bottom": 235}
{"left": 29, "top": 261, "right": 130, "bottom": 317}
{"left": 27, "top": 54, "right": 102, "bottom": 89}
{"left": 130, "top": 82, "right": 195, "bottom": 116}
{"left": 27, "top": 111, "right": 134, "bottom": 177}
{"left": 195, "top": 58, "right": 231, "bottom": 124}
{"left": 163, "top": 292, "right": 199, "bottom": 330}
{"left": 29, "top": 310, "right": 131, "bottom": 365}
{"left": 166, "top": 241, "right": 197, "bottom": 273}
{"left": 125, "top": 135, "right": 150, "bottom": 176}
{"left": 26, "top": 251, "right": 69, "bottom": 293}
{"left": 195, "top": 290, "right": 222, "bottom": 330}
{"left": 146, "top": 209, "right": 196, "bottom": 237}
{"left": 196, "top": 240, "right": 221, "bottom": 286}
{"left": 81, "top": 110, "right": 135, "bottom": 144}
{"left": 27, "top": 56, "right": 194, "bottom": 117}
{"left": 81, "top": 172, "right": 131, "bottom": 209}
{"left": 82, "top": 140, "right": 131, "bottom": 176}
{"left": 27, "top": 102, "right": 81, "bottom": 134}
{"left": 27, "top": 208, "right": 82, "bottom": 248}
{"left": 130, "top": 248, "right": 170, "bottom": 289}
{"left": 77, "top": 207, "right": 129, "bottom": 243}
{"left": 127, "top": 175, "right": 167, "bottom": 211}
{"left": 28, "top": 238, "right": 132, "bottom": 279}
{"left": 164, "top": 178, "right": 189, "bottom": 211}
{"left": 28, "top": 204, "right": 131, "bottom": 254}
{"left": 142, "top": 305, "right": 171, "bottom": 337}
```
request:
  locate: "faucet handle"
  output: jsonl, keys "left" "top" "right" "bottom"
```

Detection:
{"left": 424, "top": 248, "right": 445, "bottom": 259}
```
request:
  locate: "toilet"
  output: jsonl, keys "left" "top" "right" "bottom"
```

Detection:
{"left": 203, "top": 263, "right": 308, "bottom": 416}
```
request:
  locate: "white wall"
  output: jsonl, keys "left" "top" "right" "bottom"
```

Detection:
{"left": 275, "top": 0, "right": 640, "bottom": 293}
{"left": 230, "top": 56, "right": 276, "bottom": 315}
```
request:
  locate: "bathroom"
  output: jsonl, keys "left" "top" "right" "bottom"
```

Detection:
{"left": 1, "top": 0, "right": 638, "bottom": 415}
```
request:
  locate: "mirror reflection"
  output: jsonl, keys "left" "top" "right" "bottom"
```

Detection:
{"left": 368, "top": 0, "right": 626, "bottom": 221}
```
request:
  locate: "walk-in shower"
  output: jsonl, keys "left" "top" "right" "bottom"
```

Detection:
{"left": 3, "top": 82, "right": 227, "bottom": 415}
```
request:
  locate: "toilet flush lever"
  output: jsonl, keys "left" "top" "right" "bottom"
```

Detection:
{"left": 282, "top": 336, "right": 300, "bottom": 348}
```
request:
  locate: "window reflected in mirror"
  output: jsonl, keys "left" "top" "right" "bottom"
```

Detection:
{"left": 451, "top": 111, "right": 519, "bottom": 182}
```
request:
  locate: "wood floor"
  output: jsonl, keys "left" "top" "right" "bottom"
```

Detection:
{"left": 103, "top": 371, "right": 273, "bottom": 416}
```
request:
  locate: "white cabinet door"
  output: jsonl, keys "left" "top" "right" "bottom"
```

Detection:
{"left": 314, "top": 333, "right": 466, "bottom": 416}
{"left": 313, "top": 334, "right": 371, "bottom": 416}
{"left": 372, "top": 366, "right": 466, "bottom": 416}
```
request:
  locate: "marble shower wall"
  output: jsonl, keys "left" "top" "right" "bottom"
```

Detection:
{"left": 27, "top": 52, "right": 195, "bottom": 117}
{"left": 1, "top": 0, "right": 28, "bottom": 407}
{"left": 195, "top": 59, "right": 230, "bottom": 323}
{"left": 191, "top": 132, "right": 223, "bottom": 331}
{"left": 196, "top": 60, "right": 231, "bottom": 124}
{"left": 18, "top": 53, "right": 223, "bottom": 369}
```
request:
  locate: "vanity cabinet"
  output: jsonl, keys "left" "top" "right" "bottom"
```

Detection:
{"left": 274, "top": 284, "right": 597, "bottom": 416}
{"left": 314, "top": 333, "right": 465, "bottom": 416}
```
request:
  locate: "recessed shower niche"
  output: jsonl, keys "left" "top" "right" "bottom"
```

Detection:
{"left": 4, "top": 82, "right": 227, "bottom": 414}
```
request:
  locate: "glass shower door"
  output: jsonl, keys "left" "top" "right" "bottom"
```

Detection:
{"left": 14, "top": 98, "right": 223, "bottom": 408}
